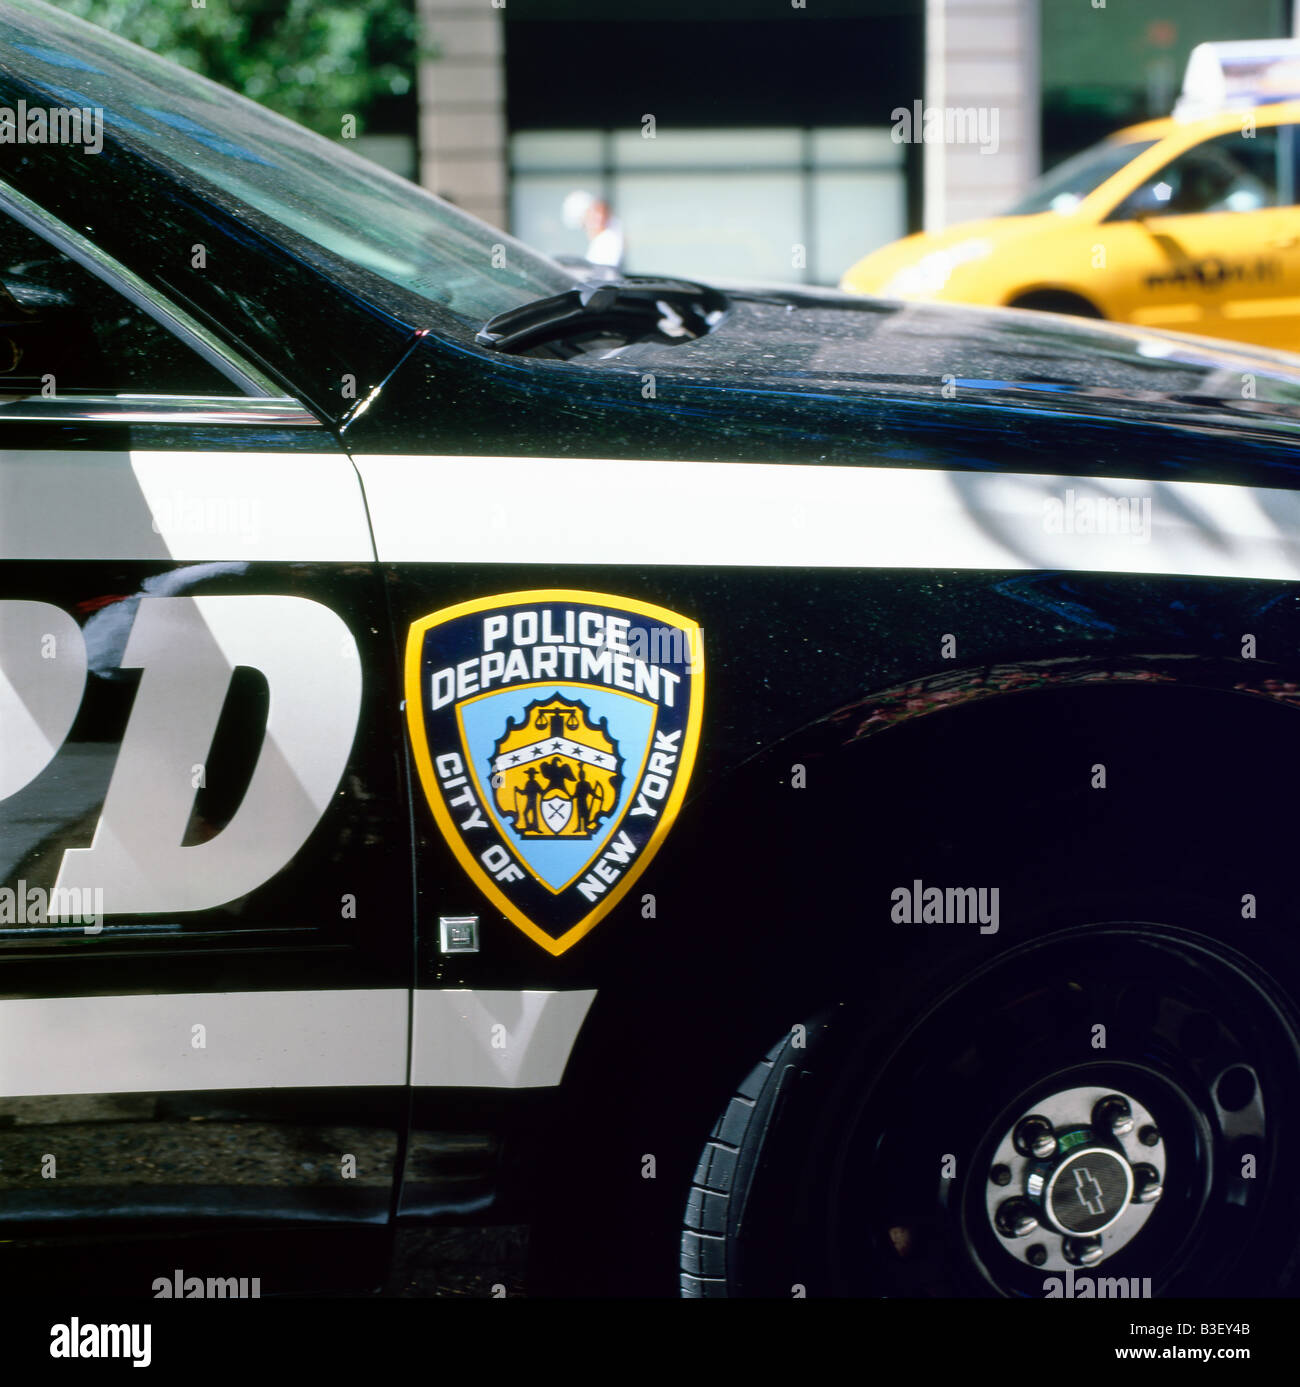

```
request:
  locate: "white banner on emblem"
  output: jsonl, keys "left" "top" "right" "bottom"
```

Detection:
{"left": 493, "top": 735, "right": 616, "bottom": 776}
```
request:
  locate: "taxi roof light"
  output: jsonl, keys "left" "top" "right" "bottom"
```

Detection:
{"left": 1175, "top": 39, "right": 1300, "bottom": 120}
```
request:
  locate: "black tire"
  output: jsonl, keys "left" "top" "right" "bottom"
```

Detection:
{"left": 680, "top": 1032, "right": 809, "bottom": 1298}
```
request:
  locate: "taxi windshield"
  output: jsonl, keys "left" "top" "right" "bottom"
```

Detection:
{"left": 1004, "top": 138, "right": 1159, "bottom": 216}
{"left": 0, "top": 3, "right": 574, "bottom": 326}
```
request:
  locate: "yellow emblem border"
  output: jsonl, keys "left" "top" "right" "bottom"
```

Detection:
{"left": 404, "top": 589, "right": 705, "bottom": 956}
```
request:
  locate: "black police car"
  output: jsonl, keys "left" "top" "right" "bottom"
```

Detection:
{"left": 2, "top": 0, "right": 1300, "bottom": 1300}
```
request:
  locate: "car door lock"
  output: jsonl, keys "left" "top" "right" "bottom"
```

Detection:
{"left": 438, "top": 915, "right": 480, "bottom": 953}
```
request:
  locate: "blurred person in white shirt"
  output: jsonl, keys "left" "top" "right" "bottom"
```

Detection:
{"left": 562, "top": 189, "right": 625, "bottom": 270}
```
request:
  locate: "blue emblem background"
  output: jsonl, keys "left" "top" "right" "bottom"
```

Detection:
{"left": 459, "top": 684, "right": 655, "bottom": 891}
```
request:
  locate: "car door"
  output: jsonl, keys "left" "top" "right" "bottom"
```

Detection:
{"left": 1100, "top": 123, "right": 1300, "bottom": 349}
{"left": 0, "top": 183, "right": 412, "bottom": 1294}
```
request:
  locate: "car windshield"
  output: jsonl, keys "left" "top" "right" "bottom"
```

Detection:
{"left": 1003, "top": 138, "right": 1160, "bottom": 216}
{"left": 0, "top": 1, "right": 573, "bottom": 326}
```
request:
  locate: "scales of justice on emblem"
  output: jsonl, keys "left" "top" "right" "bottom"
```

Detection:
{"left": 490, "top": 694, "right": 623, "bottom": 839}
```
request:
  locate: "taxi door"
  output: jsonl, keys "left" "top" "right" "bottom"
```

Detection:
{"left": 1100, "top": 123, "right": 1300, "bottom": 350}
{"left": 0, "top": 185, "right": 412, "bottom": 1293}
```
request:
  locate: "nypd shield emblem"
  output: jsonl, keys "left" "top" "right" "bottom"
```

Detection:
{"left": 405, "top": 590, "right": 704, "bottom": 955}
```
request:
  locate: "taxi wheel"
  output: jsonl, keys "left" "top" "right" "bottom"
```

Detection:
{"left": 680, "top": 921, "right": 1300, "bottom": 1298}
{"left": 1008, "top": 290, "right": 1103, "bottom": 319}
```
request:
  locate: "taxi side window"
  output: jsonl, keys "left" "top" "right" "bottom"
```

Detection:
{"left": 1111, "top": 127, "right": 1298, "bottom": 220}
{"left": 0, "top": 211, "right": 232, "bottom": 396}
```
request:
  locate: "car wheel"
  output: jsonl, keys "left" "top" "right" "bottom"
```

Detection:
{"left": 681, "top": 920, "right": 1300, "bottom": 1297}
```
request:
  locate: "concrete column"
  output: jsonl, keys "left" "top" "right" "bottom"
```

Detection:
{"left": 417, "top": 0, "right": 508, "bottom": 229}
{"left": 923, "top": 0, "right": 948, "bottom": 232}
{"left": 926, "top": 0, "right": 1040, "bottom": 230}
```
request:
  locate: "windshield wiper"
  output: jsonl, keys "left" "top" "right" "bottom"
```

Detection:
{"left": 476, "top": 276, "right": 726, "bottom": 354}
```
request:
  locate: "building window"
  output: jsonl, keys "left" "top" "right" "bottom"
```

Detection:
{"left": 511, "top": 127, "right": 906, "bottom": 287}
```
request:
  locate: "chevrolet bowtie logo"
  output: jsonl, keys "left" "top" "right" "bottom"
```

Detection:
{"left": 1074, "top": 1164, "right": 1106, "bottom": 1217}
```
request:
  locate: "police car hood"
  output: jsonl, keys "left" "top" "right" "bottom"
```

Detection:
{"left": 608, "top": 286, "right": 1300, "bottom": 435}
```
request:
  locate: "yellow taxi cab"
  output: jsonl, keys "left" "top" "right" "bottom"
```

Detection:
{"left": 840, "top": 97, "right": 1300, "bottom": 352}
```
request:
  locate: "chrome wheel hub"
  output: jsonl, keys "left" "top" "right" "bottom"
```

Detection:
{"left": 984, "top": 1084, "right": 1165, "bottom": 1273}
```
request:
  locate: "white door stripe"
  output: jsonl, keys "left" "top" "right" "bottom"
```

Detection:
{"left": 355, "top": 454, "right": 1300, "bottom": 581}
{"left": 0, "top": 990, "right": 406, "bottom": 1097}
{"left": 0, "top": 451, "right": 374, "bottom": 562}
{"left": 0, "top": 989, "right": 594, "bottom": 1097}
{"left": 410, "top": 988, "right": 596, "bottom": 1089}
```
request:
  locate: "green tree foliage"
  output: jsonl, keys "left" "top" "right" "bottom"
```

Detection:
{"left": 58, "top": 0, "right": 419, "bottom": 135}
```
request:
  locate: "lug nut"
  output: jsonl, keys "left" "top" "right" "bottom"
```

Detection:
{"left": 1026, "top": 1243, "right": 1048, "bottom": 1267}
{"left": 1062, "top": 1236, "right": 1105, "bottom": 1267}
{"left": 995, "top": 1198, "right": 1039, "bottom": 1238}
{"left": 1014, "top": 1115, "right": 1057, "bottom": 1160}
{"left": 1094, "top": 1095, "right": 1135, "bottom": 1139}
{"left": 990, "top": 1164, "right": 1012, "bottom": 1186}
{"left": 1132, "top": 1163, "right": 1163, "bottom": 1204}
{"left": 1138, "top": 1125, "right": 1160, "bottom": 1147}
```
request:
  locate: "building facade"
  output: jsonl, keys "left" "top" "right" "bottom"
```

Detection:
{"left": 413, "top": 0, "right": 1294, "bottom": 286}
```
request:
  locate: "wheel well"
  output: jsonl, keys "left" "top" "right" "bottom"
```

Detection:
{"left": 677, "top": 672, "right": 1300, "bottom": 988}
{"left": 1006, "top": 288, "right": 1104, "bottom": 318}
